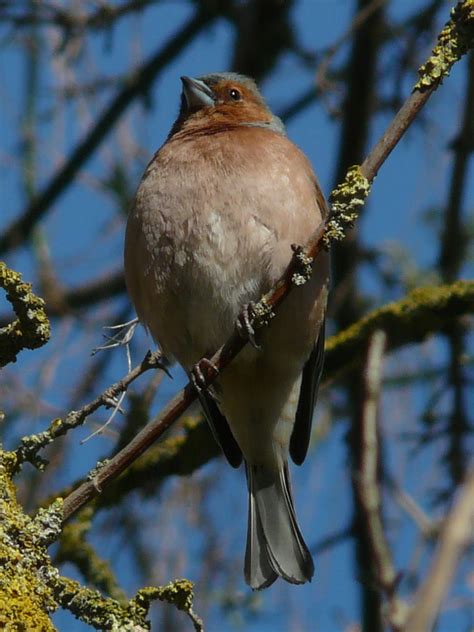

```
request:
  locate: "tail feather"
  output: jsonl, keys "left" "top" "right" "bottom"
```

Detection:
{"left": 245, "top": 484, "right": 278, "bottom": 589}
{"left": 245, "top": 463, "right": 314, "bottom": 590}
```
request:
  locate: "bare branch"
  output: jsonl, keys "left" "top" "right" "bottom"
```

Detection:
{"left": 14, "top": 350, "right": 166, "bottom": 471}
{"left": 403, "top": 466, "right": 474, "bottom": 631}
{"left": 356, "top": 330, "right": 408, "bottom": 631}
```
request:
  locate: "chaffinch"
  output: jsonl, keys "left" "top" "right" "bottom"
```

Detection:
{"left": 124, "top": 73, "right": 329, "bottom": 589}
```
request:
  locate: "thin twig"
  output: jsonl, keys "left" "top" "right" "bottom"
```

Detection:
{"left": 14, "top": 350, "right": 166, "bottom": 469}
{"left": 385, "top": 475, "right": 439, "bottom": 539}
{"left": 402, "top": 465, "right": 474, "bottom": 631}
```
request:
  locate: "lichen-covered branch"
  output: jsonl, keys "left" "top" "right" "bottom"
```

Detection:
{"left": 362, "top": 1, "right": 474, "bottom": 179}
{"left": 0, "top": 447, "right": 202, "bottom": 630}
{"left": 51, "top": 576, "right": 202, "bottom": 631}
{"left": 60, "top": 278, "right": 474, "bottom": 521}
{"left": 415, "top": 0, "right": 474, "bottom": 90}
{"left": 325, "top": 280, "right": 474, "bottom": 378}
{"left": 0, "top": 261, "right": 50, "bottom": 367}
{"left": 14, "top": 349, "right": 166, "bottom": 471}
{"left": 55, "top": 508, "right": 127, "bottom": 602}
{"left": 0, "top": 449, "right": 61, "bottom": 630}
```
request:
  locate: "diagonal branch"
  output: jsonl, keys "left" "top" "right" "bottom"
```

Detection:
{"left": 402, "top": 465, "right": 474, "bottom": 631}
{"left": 59, "top": 1, "right": 474, "bottom": 522}
{"left": 40, "top": 279, "right": 474, "bottom": 513}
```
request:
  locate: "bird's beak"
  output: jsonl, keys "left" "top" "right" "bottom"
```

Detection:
{"left": 181, "top": 76, "right": 215, "bottom": 109}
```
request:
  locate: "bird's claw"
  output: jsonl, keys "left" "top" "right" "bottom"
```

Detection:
{"left": 236, "top": 302, "right": 260, "bottom": 349}
{"left": 191, "top": 358, "right": 220, "bottom": 393}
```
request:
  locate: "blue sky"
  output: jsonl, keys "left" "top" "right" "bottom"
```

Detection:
{"left": 1, "top": 1, "right": 473, "bottom": 630}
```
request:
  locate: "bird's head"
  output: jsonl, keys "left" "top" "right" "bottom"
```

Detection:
{"left": 169, "top": 72, "right": 285, "bottom": 137}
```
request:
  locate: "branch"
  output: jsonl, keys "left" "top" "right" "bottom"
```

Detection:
{"left": 0, "top": 261, "right": 50, "bottom": 367}
{"left": 0, "top": 9, "right": 215, "bottom": 255}
{"left": 59, "top": 0, "right": 474, "bottom": 522}
{"left": 0, "top": 446, "right": 203, "bottom": 629}
{"left": 356, "top": 330, "right": 408, "bottom": 631}
{"left": 49, "top": 280, "right": 474, "bottom": 514}
{"left": 14, "top": 350, "right": 166, "bottom": 471}
{"left": 1, "top": 0, "right": 159, "bottom": 32}
{"left": 402, "top": 466, "right": 474, "bottom": 631}
{"left": 325, "top": 280, "right": 474, "bottom": 379}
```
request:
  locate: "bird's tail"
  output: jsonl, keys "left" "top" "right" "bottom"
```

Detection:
{"left": 245, "top": 462, "right": 314, "bottom": 590}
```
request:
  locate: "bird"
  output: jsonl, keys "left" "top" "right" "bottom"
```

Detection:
{"left": 124, "top": 72, "right": 330, "bottom": 590}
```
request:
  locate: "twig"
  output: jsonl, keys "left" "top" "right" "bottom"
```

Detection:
{"left": 1, "top": 0, "right": 158, "bottom": 32}
{"left": 385, "top": 475, "right": 439, "bottom": 539}
{"left": 0, "top": 261, "right": 50, "bottom": 367}
{"left": 402, "top": 465, "right": 474, "bottom": 631}
{"left": 46, "top": 279, "right": 474, "bottom": 513}
{"left": 60, "top": 1, "right": 474, "bottom": 522}
{"left": 356, "top": 330, "right": 407, "bottom": 631}
{"left": 14, "top": 350, "right": 166, "bottom": 470}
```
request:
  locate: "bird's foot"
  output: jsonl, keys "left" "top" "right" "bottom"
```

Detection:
{"left": 191, "top": 357, "right": 220, "bottom": 393}
{"left": 236, "top": 302, "right": 260, "bottom": 349}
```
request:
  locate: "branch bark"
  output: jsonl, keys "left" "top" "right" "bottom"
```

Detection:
{"left": 356, "top": 331, "right": 408, "bottom": 631}
{"left": 402, "top": 466, "right": 474, "bottom": 631}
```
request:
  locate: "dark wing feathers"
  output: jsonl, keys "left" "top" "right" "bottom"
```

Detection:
{"left": 290, "top": 318, "right": 326, "bottom": 465}
{"left": 197, "top": 390, "right": 243, "bottom": 468}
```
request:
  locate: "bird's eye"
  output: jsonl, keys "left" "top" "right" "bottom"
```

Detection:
{"left": 229, "top": 88, "right": 242, "bottom": 101}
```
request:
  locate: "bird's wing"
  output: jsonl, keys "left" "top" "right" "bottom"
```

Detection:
{"left": 197, "top": 390, "right": 243, "bottom": 468}
{"left": 289, "top": 317, "right": 326, "bottom": 465}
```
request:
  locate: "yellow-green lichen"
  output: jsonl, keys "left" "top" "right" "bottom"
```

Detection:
{"left": 1, "top": 446, "right": 201, "bottom": 630}
{"left": 324, "top": 165, "right": 371, "bottom": 246}
{"left": 325, "top": 280, "right": 474, "bottom": 378}
{"left": 416, "top": 0, "right": 474, "bottom": 90}
{"left": 51, "top": 576, "right": 203, "bottom": 631}
{"left": 0, "top": 449, "right": 61, "bottom": 630}
{"left": 132, "top": 580, "right": 203, "bottom": 632}
{"left": 0, "top": 261, "right": 50, "bottom": 367}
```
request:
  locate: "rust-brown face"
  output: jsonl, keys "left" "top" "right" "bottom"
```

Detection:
{"left": 171, "top": 73, "right": 280, "bottom": 137}
{"left": 205, "top": 79, "right": 261, "bottom": 107}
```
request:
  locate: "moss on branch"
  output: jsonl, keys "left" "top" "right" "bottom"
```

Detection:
{"left": 325, "top": 280, "right": 474, "bottom": 377}
{"left": 56, "top": 508, "right": 127, "bottom": 603}
{"left": 325, "top": 165, "right": 371, "bottom": 245}
{"left": 415, "top": 0, "right": 474, "bottom": 90}
{"left": 0, "top": 449, "right": 61, "bottom": 630}
{"left": 0, "top": 261, "right": 50, "bottom": 367}
{"left": 0, "top": 447, "right": 202, "bottom": 629}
